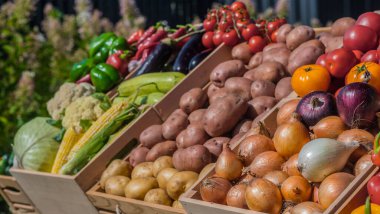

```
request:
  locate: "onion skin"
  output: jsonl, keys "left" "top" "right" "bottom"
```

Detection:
{"left": 200, "top": 176, "right": 232, "bottom": 205}
{"left": 282, "top": 154, "right": 302, "bottom": 176}
{"left": 273, "top": 114, "right": 311, "bottom": 159}
{"left": 312, "top": 184, "right": 320, "bottom": 203}
{"left": 226, "top": 183, "right": 248, "bottom": 208}
{"left": 281, "top": 176, "right": 312, "bottom": 204}
{"left": 238, "top": 134, "right": 275, "bottom": 166}
{"left": 249, "top": 151, "right": 285, "bottom": 177}
{"left": 354, "top": 154, "right": 373, "bottom": 176}
{"left": 238, "top": 173, "right": 255, "bottom": 184}
{"left": 277, "top": 99, "right": 300, "bottom": 126}
{"left": 337, "top": 82, "right": 378, "bottom": 128}
{"left": 245, "top": 178, "right": 283, "bottom": 214}
{"left": 263, "top": 171, "right": 289, "bottom": 187}
{"left": 312, "top": 116, "right": 347, "bottom": 139}
{"left": 318, "top": 172, "right": 354, "bottom": 209}
{"left": 291, "top": 201, "right": 324, "bottom": 214}
{"left": 245, "top": 121, "right": 271, "bottom": 138}
{"left": 199, "top": 163, "right": 215, "bottom": 179}
{"left": 215, "top": 144, "right": 244, "bottom": 181}
{"left": 337, "top": 129, "right": 374, "bottom": 163}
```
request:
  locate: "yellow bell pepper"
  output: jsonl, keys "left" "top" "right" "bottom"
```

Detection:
{"left": 352, "top": 203, "right": 380, "bottom": 214}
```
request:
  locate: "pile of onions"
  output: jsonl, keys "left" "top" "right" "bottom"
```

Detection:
{"left": 245, "top": 178, "right": 282, "bottom": 213}
{"left": 311, "top": 116, "right": 347, "bottom": 139}
{"left": 263, "top": 171, "right": 289, "bottom": 187}
{"left": 354, "top": 154, "right": 373, "bottom": 176}
{"left": 226, "top": 183, "right": 248, "bottom": 208}
{"left": 238, "top": 134, "right": 275, "bottom": 166}
{"left": 337, "top": 129, "right": 374, "bottom": 162}
{"left": 282, "top": 154, "right": 302, "bottom": 176}
{"left": 273, "top": 114, "right": 311, "bottom": 159}
{"left": 249, "top": 151, "right": 285, "bottom": 177}
{"left": 245, "top": 121, "right": 271, "bottom": 138}
{"left": 200, "top": 176, "right": 232, "bottom": 205}
{"left": 291, "top": 201, "right": 324, "bottom": 214}
{"left": 277, "top": 99, "right": 300, "bottom": 125}
{"left": 280, "top": 176, "right": 312, "bottom": 203}
{"left": 215, "top": 144, "right": 243, "bottom": 181}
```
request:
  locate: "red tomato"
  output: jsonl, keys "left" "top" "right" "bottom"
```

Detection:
{"left": 270, "top": 29, "right": 279, "bottom": 43}
{"left": 218, "top": 18, "right": 233, "bottom": 32}
{"left": 316, "top": 54, "right": 328, "bottom": 67}
{"left": 278, "top": 18, "right": 287, "bottom": 25}
{"left": 367, "top": 172, "right": 380, "bottom": 205}
{"left": 324, "top": 48, "right": 359, "bottom": 78}
{"left": 236, "top": 19, "right": 250, "bottom": 31}
{"left": 203, "top": 18, "right": 216, "bottom": 32}
{"left": 207, "top": 9, "right": 218, "bottom": 19}
{"left": 242, "top": 23, "right": 260, "bottom": 41}
{"left": 361, "top": 50, "right": 380, "bottom": 63}
{"left": 248, "top": 36, "right": 267, "bottom": 53}
{"left": 213, "top": 30, "right": 224, "bottom": 46}
{"left": 356, "top": 12, "right": 380, "bottom": 35}
{"left": 231, "top": 1, "right": 247, "bottom": 11}
{"left": 222, "top": 29, "right": 239, "bottom": 47}
{"left": 267, "top": 20, "right": 281, "bottom": 35}
{"left": 343, "top": 25, "right": 378, "bottom": 52}
{"left": 352, "top": 50, "right": 364, "bottom": 61}
{"left": 234, "top": 10, "right": 249, "bottom": 20}
{"left": 202, "top": 32, "right": 215, "bottom": 49}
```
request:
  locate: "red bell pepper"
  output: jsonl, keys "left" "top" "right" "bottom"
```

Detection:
{"left": 372, "top": 133, "right": 380, "bottom": 166}
{"left": 106, "top": 50, "right": 131, "bottom": 77}
{"left": 127, "top": 29, "right": 144, "bottom": 45}
{"left": 367, "top": 172, "right": 380, "bottom": 205}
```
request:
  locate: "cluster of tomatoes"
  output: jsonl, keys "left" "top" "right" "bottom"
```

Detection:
{"left": 201, "top": 1, "right": 286, "bottom": 53}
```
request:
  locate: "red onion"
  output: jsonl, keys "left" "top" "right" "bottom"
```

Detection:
{"left": 337, "top": 82, "right": 378, "bottom": 128}
{"left": 296, "top": 91, "right": 337, "bottom": 126}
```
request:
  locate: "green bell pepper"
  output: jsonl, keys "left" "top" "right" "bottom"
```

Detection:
{"left": 70, "top": 58, "right": 94, "bottom": 81}
{"left": 93, "top": 46, "right": 109, "bottom": 64}
{"left": 90, "top": 63, "right": 120, "bottom": 92}
{"left": 109, "top": 36, "right": 128, "bottom": 55}
{"left": 89, "top": 32, "right": 116, "bottom": 57}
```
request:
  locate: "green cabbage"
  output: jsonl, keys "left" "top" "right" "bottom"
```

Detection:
{"left": 13, "top": 117, "right": 60, "bottom": 172}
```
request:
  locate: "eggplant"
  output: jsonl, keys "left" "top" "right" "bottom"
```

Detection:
{"left": 188, "top": 49, "right": 212, "bottom": 71}
{"left": 172, "top": 33, "right": 205, "bottom": 74}
{"left": 133, "top": 43, "right": 173, "bottom": 77}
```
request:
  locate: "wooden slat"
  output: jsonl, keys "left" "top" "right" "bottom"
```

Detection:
{"left": 0, "top": 175, "right": 32, "bottom": 205}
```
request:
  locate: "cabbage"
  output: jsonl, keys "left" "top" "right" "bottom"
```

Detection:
{"left": 13, "top": 117, "right": 61, "bottom": 172}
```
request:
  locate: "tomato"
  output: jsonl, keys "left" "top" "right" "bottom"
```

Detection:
{"left": 343, "top": 25, "right": 378, "bottom": 52}
{"left": 234, "top": 10, "right": 249, "bottom": 20}
{"left": 352, "top": 50, "right": 364, "bottom": 61}
{"left": 316, "top": 54, "right": 328, "bottom": 67}
{"left": 202, "top": 31, "right": 215, "bottom": 49}
{"left": 231, "top": 1, "right": 247, "bottom": 11}
{"left": 242, "top": 23, "right": 260, "bottom": 41}
{"left": 207, "top": 9, "right": 218, "bottom": 19}
{"left": 248, "top": 36, "right": 266, "bottom": 53}
{"left": 291, "top": 64, "right": 331, "bottom": 97}
{"left": 345, "top": 62, "right": 380, "bottom": 93}
{"left": 222, "top": 29, "right": 239, "bottom": 47}
{"left": 367, "top": 172, "right": 380, "bottom": 205}
{"left": 236, "top": 19, "right": 250, "bottom": 31}
{"left": 270, "top": 29, "right": 278, "bottom": 43}
{"left": 361, "top": 50, "right": 380, "bottom": 63}
{"left": 277, "top": 18, "right": 287, "bottom": 25}
{"left": 213, "top": 30, "right": 224, "bottom": 46}
{"left": 218, "top": 18, "right": 233, "bottom": 32}
{"left": 356, "top": 12, "right": 380, "bottom": 35}
{"left": 325, "top": 48, "right": 358, "bottom": 78}
{"left": 267, "top": 20, "right": 281, "bottom": 35}
{"left": 203, "top": 18, "right": 216, "bottom": 32}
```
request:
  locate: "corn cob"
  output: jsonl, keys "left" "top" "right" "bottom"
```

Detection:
{"left": 51, "top": 127, "right": 83, "bottom": 174}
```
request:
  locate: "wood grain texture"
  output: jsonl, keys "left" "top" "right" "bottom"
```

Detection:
{"left": 0, "top": 175, "right": 33, "bottom": 205}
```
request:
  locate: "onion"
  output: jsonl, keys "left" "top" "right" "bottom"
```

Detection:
{"left": 337, "top": 129, "right": 374, "bottom": 162}
{"left": 249, "top": 151, "right": 285, "bottom": 177}
{"left": 263, "top": 171, "right": 289, "bottom": 187}
{"left": 245, "top": 178, "right": 282, "bottom": 213}
{"left": 354, "top": 154, "right": 373, "bottom": 176}
{"left": 245, "top": 121, "right": 271, "bottom": 138}
{"left": 199, "top": 163, "right": 215, "bottom": 179}
{"left": 298, "top": 138, "right": 359, "bottom": 182}
{"left": 312, "top": 184, "right": 320, "bottom": 203}
{"left": 296, "top": 91, "right": 337, "bottom": 127}
{"left": 277, "top": 99, "right": 300, "bottom": 126}
{"left": 312, "top": 116, "right": 347, "bottom": 139}
{"left": 291, "top": 201, "right": 324, "bottom": 214}
{"left": 273, "top": 114, "right": 311, "bottom": 159}
{"left": 238, "top": 173, "right": 255, "bottom": 184}
{"left": 238, "top": 134, "right": 275, "bottom": 166}
{"left": 282, "top": 154, "right": 302, "bottom": 176}
{"left": 281, "top": 176, "right": 312, "bottom": 204}
{"left": 215, "top": 144, "right": 243, "bottom": 181}
{"left": 226, "top": 183, "right": 248, "bottom": 208}
{"left": 200, "top": 176, "right": 232, "bottom": 205}
{"left": 337, "top": 82, "right": 378, "bottom": 128}
{"left": 318, "top": 172, "right": 355, "bottom": 209}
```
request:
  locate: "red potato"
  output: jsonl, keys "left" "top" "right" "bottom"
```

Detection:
{"left": 210, "top": 60, "right": 246, "bottom": 87}
{"left": 248, "top": 52, "right": 263, "bottom": 69}
{"left": 262, "top": 47, "right": 291, "bottom": 67}
{"left": 207, "top": 84, "right": 221, "bottom": 99}
{"left": 331, "top": 17, "right": 356, "bottom": 36}
{"left": 139, "top": 124, "right": 164, "bottom": 149}
{"left": 233, "top": 119, "right": 253, "bottom": 136}
{"left": 286, "top": 25, "right": 315, "bottom": 50}
{"left": 244, "top": 61, "right": 286, "bottom": 83}
{"left": 129, "top": 147, "right": 150, "bottom": 167}
{"left": 179, "top": 88, "right": 207, "bottom": 114}
{"left": 263, "top": 43, "right": 287, "bottom": 52}
{"left": 188, "top": 109, "right": 206, "bottom": 125}
{"left": 176, "top": 124, "right": 209, "bottom": 149}
{"left": 172, "top": 145, "right": 212, "bottom": 173}
{"left": 250, "top": 80, "right": 276, "bottom": 98}
{"left": 292, "top": 39, "right": 325, "bottom": 55}
{"left": 224, "top": 77, "right": 253, "bottom": 101}
{"left": 162, "top": 109, "right": 189, "bottom": 140}
{"left": 204, "top": 137, "right": 231, "bottom": 159}
{"left": 247, "top": 96, "right": 277, "bottom": 118}
{"left": 276, "top": 24, "right": 294, "bottom": 43}
{"left": 208, "top": 88, "right": 230, "bottom": 104}
{"left": 287, "top": 46, "right": 324, "bottom": 75}
{"left": 232, "top": 42, "right": 253, "bottom": 64}
{"left": 275, "top": 77, "right": 292, "bottom": 101}
{"left": 145, "top": 141, "right": 177, "bottom": 162}
{"left": 325, "top": 36, "right": 343, "bottom": 53}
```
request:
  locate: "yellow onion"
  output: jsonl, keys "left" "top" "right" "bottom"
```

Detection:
{"left": 337, "top": 129, "right": 374, "bottom": 162}
{"left": 200, "top": 176, "right": 232, "bottom": 205}
{"left": 281, "top": 176, "right": 312, "bottom": 204}
{"left": 354, "top": 154, "right": 373, "bottom": 176}
{"left": 263, "top": 171, "right": 289, "bottom": 187}
{"left": 291, "top": 201, "right": 324, "bottom": 214}
{"left": 226, "top": 183, "right": 248, "bottom": 208}
{"left": 312, "top": 116, "right": 347, "bottom": 139}
{"left": 277, "top": 99, "right": 300, "bottom": 126}
{"left": 215, "top": 144, "right": 244, "bottom": 181}
{"left": 238, "top": 134, "right": 275, "bottom": 166}
{"left": 245, "top": 178, "right": 282, "bottom": 213}
{"left": 249, "top": 151, "right": 285, "bottom": 177}
{"left": 282, "top": 153, "right": 302, "bottom": 176}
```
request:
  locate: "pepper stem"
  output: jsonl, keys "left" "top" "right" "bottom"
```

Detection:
{"left": 365, "top": 196, "right": 371, "bottom": 214}
{"left": 374, "top": 132, "right": 380, "bottom": 154}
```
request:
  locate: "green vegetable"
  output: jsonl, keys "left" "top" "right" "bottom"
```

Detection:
{"left": 109, "top": 36, "right": 128, "bottom": 55}
{"left": 365, "top": 196, "right": 372, "bottom": 214}
{"left": 13, "top": 117, "right": 61, "bottom": 172}
{"left": 70, "top": 58, "right": 94, "bottom": 81}
{"left": 90, "top": 63, "right": 121, "bottom": 92}
{"left": 0, "top": 156, "right": 7, "bottom": 175}
{"left": 89, "top": 32, "right": 116, "bottom": 57}
{"left": 118, "top": 72, "right": 185, "bottom": 97}
{"left": 146, "top": 92, "right": 165, "bottom": 104}
{"left": 93, "top": 46, "right": 110, "bottom": 64}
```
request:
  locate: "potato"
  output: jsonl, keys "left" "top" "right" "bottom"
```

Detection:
{"left": 105, "top": 176, "right": 130, "bottom": 196}
{"left": 262, "top": 47, "right": 291, "bottom": 67}
{"left": 244, "top": 61, "right": 286, "bottom": 83}
{"left": 233, "top": 119, "right": 252, "bottom": 136}
{"left": 153, "top": 156, "right": 173, "bottom": 177}
{"left": 176, "top": 124, "right": 209, "bottom": 149}
{"left": 162, "top": 109, "right": 189, "bottom": 140}
{"left": 325, "top": 36, "right": 343, "bottom": 53}
{"left": 210, "top": 60, "right": 246, "bottom": 87}
{"left": 172, "top": 200, "right": 184, "bottom": 209}
{"left": 275, "top": 77, "right": 292, "bottom": 100}
{"left": 232, "top": 42, "right": 253, "bottom": 64}
{"left": 139, "top": 124, "right": 164, "bottom": 149}
{"left": 292, "top": 39, "right": 325, "bottom": 55}
{"left": 179, "top": 88, "right": 207, "bottom": 114}
{"left": 331, "top": 17, "right": 356, "bottom": 36}
{"left": 131, "top": 162, "right": 154, "bottom": 179}
{"left": 247, "top": 96, "right": 277, "bottom": 117}
{"left": 224, "top": 77, "right": 253, "bottom": 101}
{"left": 207, "top": 83, "right": 221, "bottom": 99}
{"left": 166, "top": 171, "right": 199, "bottom": 200}
{"left": 248, "top": 52, "right": 263, "bottom": 69}
{"left": 287, "top": 45, "right": 324, "bottom": 75}
{"left": 188, "top": 109, "right": 206, "bottom": 125}
{"left": 277, "top": 24, "right": 294, "bottom": 43}
{"left": 208, "top": 88, "right": 230, "bottom": 104}
{"left": 124, "top": 177, "right": 158, "bottom": 200}
{"left": 172, "top": 145, "right": 212, "bottom": 173}
{"left": 129, "top": 147, "right": 149, "bottom": 167}
{"left": 251, "top": 80, "right": 276, "bottom": 98}
{"left": 203, "top": 94, "right": 248, "bottom": 137}
{"left": 100, "top": 159, "right": 133, "bottom": 189}
{"left": 286, "top": 25, "right": 315, "bottom": 50}
{"left": 144, "top": 188, "right": 172, "bottom": 206}
{"left": 157, "top": 168, "right": 178, "bottom": 189}
{"left": 263, "top": 43, "right": 287, "bottom": 52}
{"left": 145, "top": 140, "right": 177, "bottom": 162}
{"left": 203, "top": 137, "right": 230, "bottom": 158}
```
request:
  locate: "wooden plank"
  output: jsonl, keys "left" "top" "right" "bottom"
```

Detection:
{"left": 0, "top": 175, "right": 32, "bottom": 205}
{"left": 313, "top": 27, "right": 331, "bottom": 34}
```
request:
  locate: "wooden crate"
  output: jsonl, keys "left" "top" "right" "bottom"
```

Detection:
{"left": 0, "top": 175, "right": 33, "bottom": 206}
{"left": 180, "top": 93, "right": 375, "bottom": 214}
{"left": 86, "top": 44, "right": 233, "bottom": 214}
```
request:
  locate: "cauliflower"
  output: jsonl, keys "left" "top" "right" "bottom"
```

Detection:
{"left": 47, "top": 83, "right": 95, "bottom": 120}
{"left": 62, "top": 96, "right": 105, "bottom": 133}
